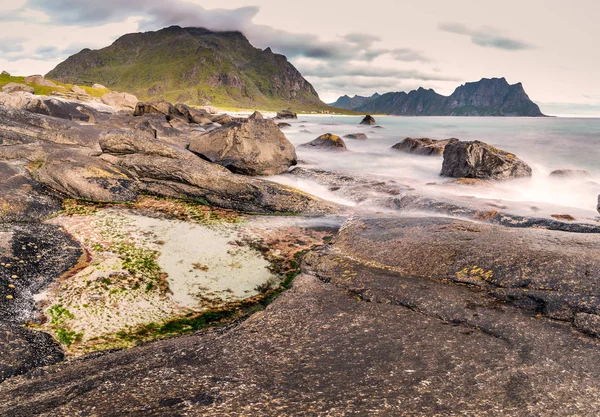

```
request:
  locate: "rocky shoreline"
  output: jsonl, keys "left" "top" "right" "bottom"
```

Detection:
{"left": 1, "top": 90, "right": 600, "bottom": 415}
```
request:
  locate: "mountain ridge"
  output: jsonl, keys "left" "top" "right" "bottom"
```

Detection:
{"left": 46, "top": 26, "right": 330, "bottom": 111}
{"left": 332, "top": 78, "right": 545, "bottom": 116}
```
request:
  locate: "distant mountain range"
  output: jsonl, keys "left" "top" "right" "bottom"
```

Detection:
{"left": 329, "top": 93, "right": 381, "bottom": 110}
{"left": 330, "top": 78, "right": 545, "bottom": 116}
{"left": 46, "top": 26, "right": 330, "bottom": 111}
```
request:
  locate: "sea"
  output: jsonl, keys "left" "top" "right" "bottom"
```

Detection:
{"left": 269, "top": 115, "right": 600, "bottom": 217}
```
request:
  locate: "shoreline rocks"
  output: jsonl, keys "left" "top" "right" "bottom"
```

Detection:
{"left": 188, "top": 115, "right": 297, "bottom": 175}
{"left": 392, "top": 137, "right": 458, "bottom": 156}
{"left": 300, "top": 133, "right": 347, "bottom": 151}
{"left": 441, "top": 140, "right": 532, "bottom": 180}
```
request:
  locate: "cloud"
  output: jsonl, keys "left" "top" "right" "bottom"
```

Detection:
{"left": 0, "top": 37, "right": 28, "bottom": 53}
{"left": 439, "top": 22, "right": 535, "bottom": 50}
{"left": 299, "top": 63, "right": 458, "bottom": 82}
{"left": 389, "top": 48, "right": 431, "bottom": 62}
{"left": 0, "top": 0, "right": 447, "bottom": 98}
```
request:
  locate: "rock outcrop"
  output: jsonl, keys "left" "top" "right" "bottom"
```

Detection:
{"left": 23, "top": 75, "right": 57, "bottom": 88}
{"left": 2, "top": 83, "right": 34, "bottom": 94}
{"left": 100, "top": 92, "right": 138, "bottom": 111}
{"left": 441, "top": 140, "right": 532, "bottom": 180}
{"left": 188, "top": 116, "right": 297, "bottom": 175}
{"left": 300, "top": 133, "right": 347, "bottom": 151}
{"left": 392, "top": 137, "right": 459, "bottom": 156}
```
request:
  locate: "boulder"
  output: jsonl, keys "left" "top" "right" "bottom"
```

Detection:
{"left": 101, "top": 92, "right": 139, "bottom": 111}
{"left": 37, "top": 150, "right": 138, "bottom": 202}
{"left": 344, "top": 133, "right": 368, "bottom": 140}
{"left": 99, "top": 130, "right": 197, "bottom": 161}
{"left": 115, "top": 154, "right": 336, "bottom": 214}
{"left": 392, "top": 137, "right": 459, "bottom": 156}
{"left": 1, "top": 71, "right": 10, "bottom": 76}
{"left": 174, "top": 103, "right": 209, "bottom": 123}
{"left": 360, "top": 115, "right": 376, "bottom": 125}
{"left": 134, "top": 101, "right": 176, "bottom": 119}
{"left": 597, "top": 195, "right": 600, "bottom": 214}
{"left": 210, "top": 114, "right": 233, "bottom": 125}
{"left": 276, "top": 110, "right": 297, "bottom": 119}
{"left": 249, "top": 111, "right": 264, "bottom": 120}
{"left": 441, "top": 140, "right": 532, "bottom": 180}
{"left": 550, "top": 169, "right": 591, "bottom": 178}
{"left": 277, "top": 122, "right": 292, "bottom": 129}
{"left": 188, "top": 117, "right": 297, "bottom": 175}
{"left": 199, "top": 105, "right": 218, "bottom": 115}
{"left": 2, "top": 83, "right": 34, "bottom": 94}
{"left": 23, "top": 75, "right": 56, "bottom": 88}
{"left": 300, "top": 133, "right": 347, "bottom": 151}
{"left": 71, "top": 85, "right": 88, "bottom": 95}
{"left": 0, "top": 92, "right": 42, "bottom": 112}
{"left": 92, "top": 83, "right": 107, "bottom": 89}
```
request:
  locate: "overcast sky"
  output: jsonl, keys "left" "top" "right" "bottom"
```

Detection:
{"left": 0, "top": 0, "right": 598, "bottom": 116}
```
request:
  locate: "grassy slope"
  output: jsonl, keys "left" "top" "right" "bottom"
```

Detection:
{"left": 45, "top": 27, "right": 355, "bottom": 114}
{"left": 0, "top": 74, "right": 109, "bottom": 98}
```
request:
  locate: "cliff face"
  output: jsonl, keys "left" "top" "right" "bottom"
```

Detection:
{"left": 46, "top": 26, "right": 327, "bottom": 111}
{"left": 333, "top": 78, "right": 545, "bottom": 116}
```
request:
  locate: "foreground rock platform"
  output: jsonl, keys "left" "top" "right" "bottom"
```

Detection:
{"left": 2, "top": 215, "right": 600, "bottom": 415}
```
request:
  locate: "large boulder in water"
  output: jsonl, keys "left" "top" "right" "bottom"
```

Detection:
{"left": 360, "top": 115, "right": 376, "bottom": 125}
{"left": 441, "top": 140, "right": 532, "bottom": 180}
{"left": 188, "top": 115, "right": 297, "bottom": 175}
{"left": 392, "top": 137, "right": 459, "bottom": 156}
{"left": 300, "top": 133, "right": 347, "bottom": 151}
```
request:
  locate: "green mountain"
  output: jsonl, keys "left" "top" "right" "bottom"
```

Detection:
{"left": 46, "top": 26, "right": 330, "bottom": 111}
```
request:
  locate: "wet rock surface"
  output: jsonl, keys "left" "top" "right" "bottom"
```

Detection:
{"left": 392, "top": 137, "right": 458, "bottom": 156}
{"left": 300, "top": 133, "right": 348, "bottom": 150}
{"left": 2, "top": 98, "right": 600, "bottom": 415}
{"left": 442, "top": 140, "right": 533, "bottom": 180}
{"left": 3, "top": 215, "right": 600, "bottom": 415}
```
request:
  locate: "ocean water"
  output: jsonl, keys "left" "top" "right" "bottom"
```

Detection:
{"left": 273, "top": 115, "right": 600, "bottom": 215}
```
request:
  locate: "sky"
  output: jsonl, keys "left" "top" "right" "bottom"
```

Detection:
{"left": 0, "top": 0, "right": 598, "bottom": 116}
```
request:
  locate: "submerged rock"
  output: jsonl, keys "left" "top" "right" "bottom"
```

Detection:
{"left": 277, "top": 122, "right": 292, "bottom": 129}
{"left": 550, "top": 169, "right": 591, "bottom": 178}
{"left": 344, "top": 133, "right": 368, "bottom": 140}
{"left": 188, "top": 117, "right": 297, "bottom": 176}
{"left": 360, "top": 115, "right": 376, "bottom": 125}
{"left": 276, "top": 109, "right": 297, "bottom": 119}
{"left": 300, "top": 133, "right": 347, "bottom": 151}
{"left": 392, "top": 137, "right": 458, "bottom": 156}
{"left": 441, "top": 140, "right": 532, "bottom": 180}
